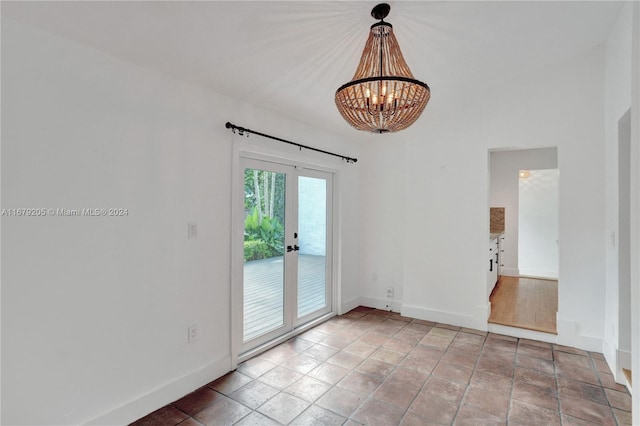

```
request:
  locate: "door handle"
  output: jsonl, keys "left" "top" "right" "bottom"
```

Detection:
{"left": 286, "top": 245, "right": 300, "bottom": 252}
{"left": 490, "top": 259, "right": 493, "bottom": 272}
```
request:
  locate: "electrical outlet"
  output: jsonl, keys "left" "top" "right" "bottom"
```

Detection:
{"left": 386, "top": 287, "right": 394, "bottom": 299}
{"left": 188, "top": 323, "right": 199, "bottom": 343}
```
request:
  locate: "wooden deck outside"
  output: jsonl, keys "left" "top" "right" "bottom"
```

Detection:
{"left": 243, "top": 254, "right": 326, "bottom": 341}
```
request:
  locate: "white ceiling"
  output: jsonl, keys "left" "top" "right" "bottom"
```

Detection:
{"left": 2, "top": 1, "right": 623, "bottom": 136}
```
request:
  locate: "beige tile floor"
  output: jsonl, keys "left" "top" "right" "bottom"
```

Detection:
{"left": 131, "top": 307, "right": 632, "bottom": 426}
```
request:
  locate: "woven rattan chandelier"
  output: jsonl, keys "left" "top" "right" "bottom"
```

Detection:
{"left": 335, "top": 3, "right": 430, "bottom": 133}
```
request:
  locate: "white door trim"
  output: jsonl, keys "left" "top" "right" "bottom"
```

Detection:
{"left": 230, "top": 141, "right": 341, "bottom": 368}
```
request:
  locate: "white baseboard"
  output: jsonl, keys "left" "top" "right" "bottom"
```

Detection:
{"left": 603, "top": 338, "right": 617, "bottom": 379}
{"left": 519, "top": 272, "right": 559, "bottom": 280}
{"left": 487, "top": 319, "right": 602, "bottom": 353}
{"left": 556, "top": 319, "right": 603, "bottom": 352}
{"left": 603, "top": 341, "right": 631, "bottom": 385}
{"left": 487, "top": 323, "right": 558, "bottom": 343}
{"left": 617, "top": 348, "right": 632, "bottom": 370}
{"left": 616, "top": 349, "right": 632, "bottom": 393}
{"left": 482, "top": 302, "right": 491, "bottom": 321}
{"left": 85, "top": 355, "right": 231, "bottom": 425}
{"left": 359, "top": 296, "right": 401, "bottom": 313}
{"left": 401, "top": 304, "right": 488, "bottom": 331}
{"left": 500, "top": 268, "right": 519, "bottom": 277}
{"left": 340, "top": 296, "right": 363, "bottom": 315}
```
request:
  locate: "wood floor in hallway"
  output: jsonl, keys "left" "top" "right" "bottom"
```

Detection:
{"left": 489, "top": 276, "right": 558, "bottom": 334}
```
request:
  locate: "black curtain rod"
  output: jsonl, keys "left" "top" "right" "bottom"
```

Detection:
{"left": 225, "top": 122, "right": 358, "bottom": 164}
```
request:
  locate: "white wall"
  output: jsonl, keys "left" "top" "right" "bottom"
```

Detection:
{"left": 3, "top": 4, "right": 637, "bottom": 425}
{"left": 359, "top": 44, "right": 608, "bottom": 348}
{"left": 489, "top": 148, "right": 558, "bottom": 278}
{"left": 357, "top": 135, "right": 406, "bottom": 312}
{"left": 630, "top": 3, "right": 640, "bottom": 420}
{"left": 518, "top": 169, "right": 559, "bottom": 279}
{"left": 1, "top": 18, "right": 362, "bottom": 425}
{"left": 602, "top": 2, "right": 633, "bottom": 383}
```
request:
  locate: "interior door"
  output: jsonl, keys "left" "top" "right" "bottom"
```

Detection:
{"left": 240, "top": 158, "right": 332, "bottom": 354}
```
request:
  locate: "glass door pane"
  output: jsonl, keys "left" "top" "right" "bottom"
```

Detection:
{"left": 297, "top": 175, "right": 328, "bottom": 319}
{"left": 243, "top": 167, "right": 287, "bottom": 342}
{"left": 238, "top": 158, "right": 333, "bottom": 356}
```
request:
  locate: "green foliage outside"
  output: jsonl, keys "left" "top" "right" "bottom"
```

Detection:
{"left": 244, "top": 169, "right": 285, "bottom": 225}
{"left": 243, "top": 207, "right": 285, "bottom": 261}
{"left": 243, "top": 240, "right": 273, "bottom": 262}
{"left": 243, "top": 168, "right": 286, "bottom": 262}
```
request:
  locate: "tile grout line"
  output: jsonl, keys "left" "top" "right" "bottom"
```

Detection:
{"left": 450, "top": 329, "right": 488, "bottom": 425}
{"left": 505, "top": 336, "right": 518, "bottom": 425}
{"left": 381, "top": 320, "right": 420, "bottom": 425}
{"left": 291, "top": 313, "right": 395, "bottom": 424}
{"left": 552, "top": 344, "right": 565, "bottom": 426}
{"left": 395, "top": 321, "right": 447, "bottom": 425}
{"left": 291, "top": 323, "right": 364, "bottom": 425}
{"left": 345, "top": 317, "right": 416, "bottom": 424}
{"left": 589, "top": 352, "right": 620, "bottom": 426}
{"left": 132, "top": 309, "right": 630, "bottom": 426}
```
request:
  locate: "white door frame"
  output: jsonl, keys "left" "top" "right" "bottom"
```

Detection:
{"left": 230, "top": 146, "right": 340, "bottom": 367}
{"left": 294, "top": 168, "right": 334, "bottom": 327}
{"left": 238, "top": 157, "right": 297, "bottom": 354}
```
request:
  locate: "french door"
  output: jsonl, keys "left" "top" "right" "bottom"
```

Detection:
{"left": 240, "top": 157, "right": 332, "bottom": 354}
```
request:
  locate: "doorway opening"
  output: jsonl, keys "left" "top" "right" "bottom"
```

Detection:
{"left": 518, "top": 168, "right": 559, "bottom": 279}
{"left": 488, "top": 148, "right": 559, "bottom": 334}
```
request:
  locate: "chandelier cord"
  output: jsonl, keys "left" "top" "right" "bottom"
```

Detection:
{"left": 225, "top": 122, "right": 358, "bottom": 164}
{"left": 379, "top": 26, "right": 384, "bottom": 79}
